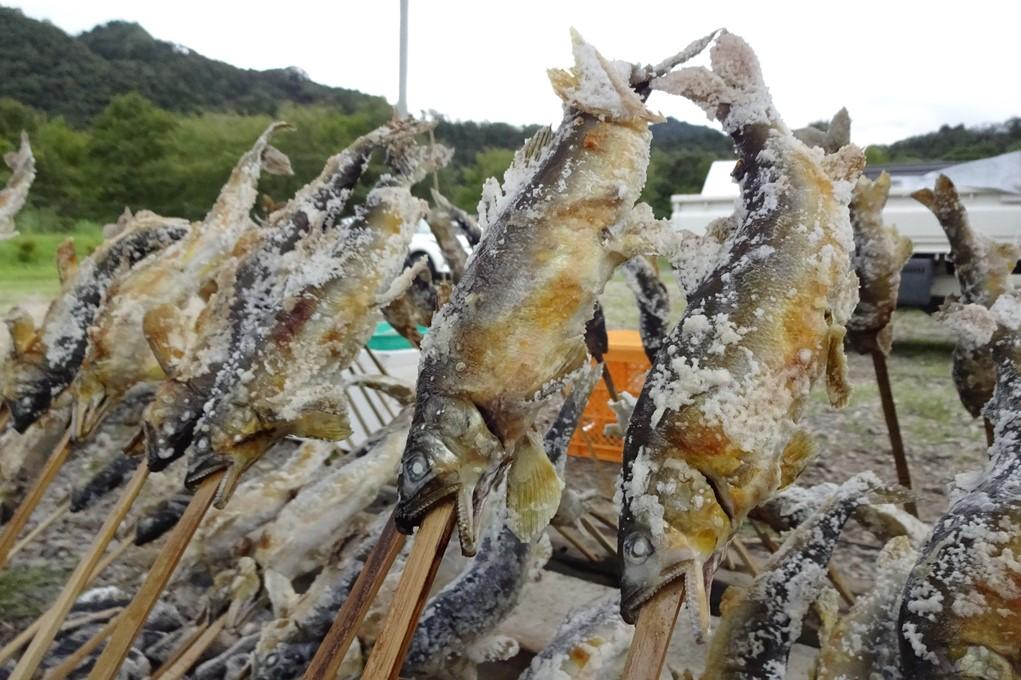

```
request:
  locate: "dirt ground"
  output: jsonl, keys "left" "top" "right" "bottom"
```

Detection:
{"left": 0, "top": 275, "right": 987, "bottom": 675}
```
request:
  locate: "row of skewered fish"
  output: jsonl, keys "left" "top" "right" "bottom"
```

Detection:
{"left": 1, "top": 25, "right": 1019, "bottom": 679}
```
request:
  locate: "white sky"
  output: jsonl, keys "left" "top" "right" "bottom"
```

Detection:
{"left": 12, "top": 0, "right": 1021, "bottom": 145}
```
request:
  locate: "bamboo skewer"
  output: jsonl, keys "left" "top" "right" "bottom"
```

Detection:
{"left": 731, "top": 537, "right": 760, "bottom": 576}
{"left": 871, "top": 350, "right": 918, "bottom": 517}
{"left": 9, "top": 500, "right": 69, "bottom": 561}
{"left": 360, "top": 499, "right": 456, "bottom": 679}
{"left": 304, "top": 513, "right": 408, "bottom": 680}
{"left": 87, "top": 471, "right": 223, "bottom": 680}
{"left": 622, "top": 577, "right": 685, "bottom": 680}
{"left": 10, "top": 465, "right": 149, "bottom": 680}
{"left": 151, "top": 614, "right": 226, "bottom": 680}
{"left": 0, "top": 429, "right": 72, "bottom": 569}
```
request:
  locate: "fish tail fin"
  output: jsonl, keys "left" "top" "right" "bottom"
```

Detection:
{"left": 548, "top": 29, "right": 663, "bottom": 123}
{"left": 506, "top": 432, "right": 564, "bottom": 544}
{"left": 653, "top": 31, "right": 777, "bottom": 132}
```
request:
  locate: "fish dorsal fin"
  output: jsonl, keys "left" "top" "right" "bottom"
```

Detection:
{"left": 55, "top": 238, "right": 78, "bottom": 285}
{"left": 142, "top": 303, "right": 192, "bottom": 376}
{"left": 520, "top": 126, "right": 554, "bottom": 166}
{"left": 5, "top": 307, "right": 36, "bottom": 355}
{"left": 506, "top": 431, "right": 564, "bottom": 543}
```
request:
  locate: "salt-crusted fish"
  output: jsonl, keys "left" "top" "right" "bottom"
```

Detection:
{"left": 402, "top": 367, "right": 597, "bottom": 678}
{"left": 898, "top": 302, "right": 1021, "bottom": 678}
{"left": 1, "top": 214, "right": 189, "bottom": 433}
{"left": 251, "top": 409, "right": 412, "bottom": 577}
{"left": 796, "top": 109, "right": 913, "bottom": 356}
{"left": 0, "top": 392, "right": 71, "bottom": 522}
{"left": 188, "top": 136, "right": 445, "bottom": 507}
{"left": 68, "top": 382, "right": 156, "bottom": 513}
{"left": 70, "top": 122, "right": 292, "bottom": 440}
{"left": 703, "top": 473, "right": 886, "bottom": 678}
{"left": 395, "top": 29, "right": 720, "bottom": 555}
{"left": 815, "top": 536, "right": 917, "bottom": 680}
{"left": 425, "top": 189, "right": 472, "bottom": 281}
{"left": 432, "top": 188, "right": 482, "bottom": 247}
{"left": 143, "top": 120, "right": 423, "bottom": 468}
{"left": 915, "top": 174, "right": 1019, "bottom": 417}
{"left": 0, "top": 131, "right": 35, "bottom": 239}
{"left": 622, "top": 256, "right": 671, "bottom": 362}
{"left": 382, "top": 264, "right": 440, "bottom": 347}
{"left": 519, "top": 593, "right": 638, "bottom": 680}
{"left": 135, "top": 491, "right": 190, "bottom": 545}
{"left": 619, "top": 31, "right": 863, "bottom": 624}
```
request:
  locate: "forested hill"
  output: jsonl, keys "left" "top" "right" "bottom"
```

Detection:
{"left": 0, "top": 7, "right": 386, "bottom": 122}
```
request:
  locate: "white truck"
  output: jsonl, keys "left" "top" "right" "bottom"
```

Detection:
{"left": 671, "top": 151, "right": 1021, "bottom": 306}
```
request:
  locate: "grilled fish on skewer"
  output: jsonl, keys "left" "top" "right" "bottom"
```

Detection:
{"left": 189, "top": 136, "right": 446, "bottom": 507}
{"left": 915, "top": 174, "right": 1019, "bottom": 417}
{"left": 432, "top": 189, "right": 482, "bottom": 247}
{"left": 898, "top": 303, "right": 1021, "bottom": 677}
{"left": 403, "top": 366, "right": 598, "bottom": 678}
{"left": 425, "top": 190, "right": 472, "bottom": 282}
{"left": 383, "top": 264, "right": 440, "bottom": 347}
{"left": 795, "top": 110, "right": 911, "bottom": 355}
{"left": 395, "top": 29, "right": 710, "bottom": 555}
{"left": 71, "top": 122, "right": 292, "bottom": 440}
{"left": 815, "top": 536, "right": 917, "bottom": 680}
{"left": 1, "top": 213, "right": 188, "bottom": 432}
{"left": 144, "top": 120, "right": 424, "bottom": 467}
{"left": 0, "top": 131, "right": 35, "bottom": 239}
{"left": 619, "top": 31, "right": 863, "bottom": 624}
{"left": 703, "top": 473, "right": 887, "bottom": 678}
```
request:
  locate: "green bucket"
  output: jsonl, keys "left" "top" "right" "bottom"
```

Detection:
{"left": 368, "top": 321, "right": 424, "bottom": 351}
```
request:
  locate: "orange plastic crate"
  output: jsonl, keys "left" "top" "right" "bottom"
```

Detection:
{"left": 568, "top": 330, "right": 650, "bottom": 463}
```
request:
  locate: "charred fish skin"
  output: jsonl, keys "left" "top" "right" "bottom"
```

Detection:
{"left": 0, "top": 131, "right": 35, "bottom": 239}
{"left": 2, "top": 216, "right": 189, "bottom": 433}
{"left": 704, "top": 473, "right": 884, "bottom": 679}
{"left": 619, "top": 31, "right": 863, "bottom": 623}
{"left": 396, "top": 30, "right": 668, "bottom": 556}
{"left": 71, "top": 122, "right": 291, "bottom": 441}
{"left": 898, "top": 321, "right": 1021, "bottom": 678}
{"left": 134, "top": 492, "right": 191, "bottom": 545}
{"left": 143, "top": 120, "right": 425, "bottom": 470}
{"left": 916, "top": 175, "right": 1018, "bottom": 418}
{"left": 815, "top": 536, "right": 917, "bottom": 680}
{"left": 622, "top": 256, "right": 671, "bottom": 363}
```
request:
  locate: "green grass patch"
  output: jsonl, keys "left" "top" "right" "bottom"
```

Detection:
{"left": 0, "top": 564, "right": 68, "bottom": 622}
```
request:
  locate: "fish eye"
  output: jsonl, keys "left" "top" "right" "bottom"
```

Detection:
{"left": 624, "top": 532, "right": 654, "bottom": 564}
{"left": 405, "top": 454, "right": 431, "bottom": 483}
{"left": 264, "top": 653, "right": 278, "bottom": 667}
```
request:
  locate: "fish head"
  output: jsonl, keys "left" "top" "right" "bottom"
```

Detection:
{"left": 3, "top": 358, "right": 54, "bottom": 433}
{"left": 396, "top": 393, "right": 505, "bottom": 556}
{"left": 252, "top": 642, "right": 317, "bottom": 680}
{"left": 143, "top": 380, "right": 199, "bottom": 470}
{"left": 191, "top": 408, "right": 280, "bottom": 508}
{"left": 618, "top": 449, "right": 730, "bottom": 623}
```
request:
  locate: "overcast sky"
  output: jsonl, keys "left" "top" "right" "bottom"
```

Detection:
{"left": 13, "top": 1, "right": 1020, "bottom": 146}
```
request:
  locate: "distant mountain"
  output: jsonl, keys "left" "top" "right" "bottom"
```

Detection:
{"left": 0, "top": 7, "right": 387, "bottom": 123}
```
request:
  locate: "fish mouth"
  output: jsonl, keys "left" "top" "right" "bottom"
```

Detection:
{"left": 620, "top": 562, "right": 691, "bottom": 625}
{"left": 395, "top": 481, "right": 459, "bottom": 534}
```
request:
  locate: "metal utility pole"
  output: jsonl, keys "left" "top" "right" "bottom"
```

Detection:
{"left": 397, "top": 0, "right": 408, "bottom": 116}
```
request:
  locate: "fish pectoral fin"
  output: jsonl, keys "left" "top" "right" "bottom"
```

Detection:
{"left": 375, "top": 257, "right": 429, "bottom": 308}
{"left": 825, "top": 323, "right": 851, "bottom": 408}
{"left": 506, "top": 433, "right": 564, "bottom": 544}
{"left": 260, "top": 145, "right": 293, "bottom": 176}
{"left": 344, "top": 374, "right": 415, "bottom": 406}
{"left": 5, "top": 307, "right": 36, "bottom": 355}
{"left": 464, "top": 635, "right": 520, "bottom": 664}
{"left": 778, "top": 428, "right": 816, "bottom": 489}
{"left": 263, "top": 569, "right": 298, "bottom": 618}
{"left": 286, "top": 391, "right": 352, "bottom": 441}
{"left": 142, "top": 303, "right": 191, "bottom": 376}
{"left": 55, "top": 238, "right": 78, "bottom": 285}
